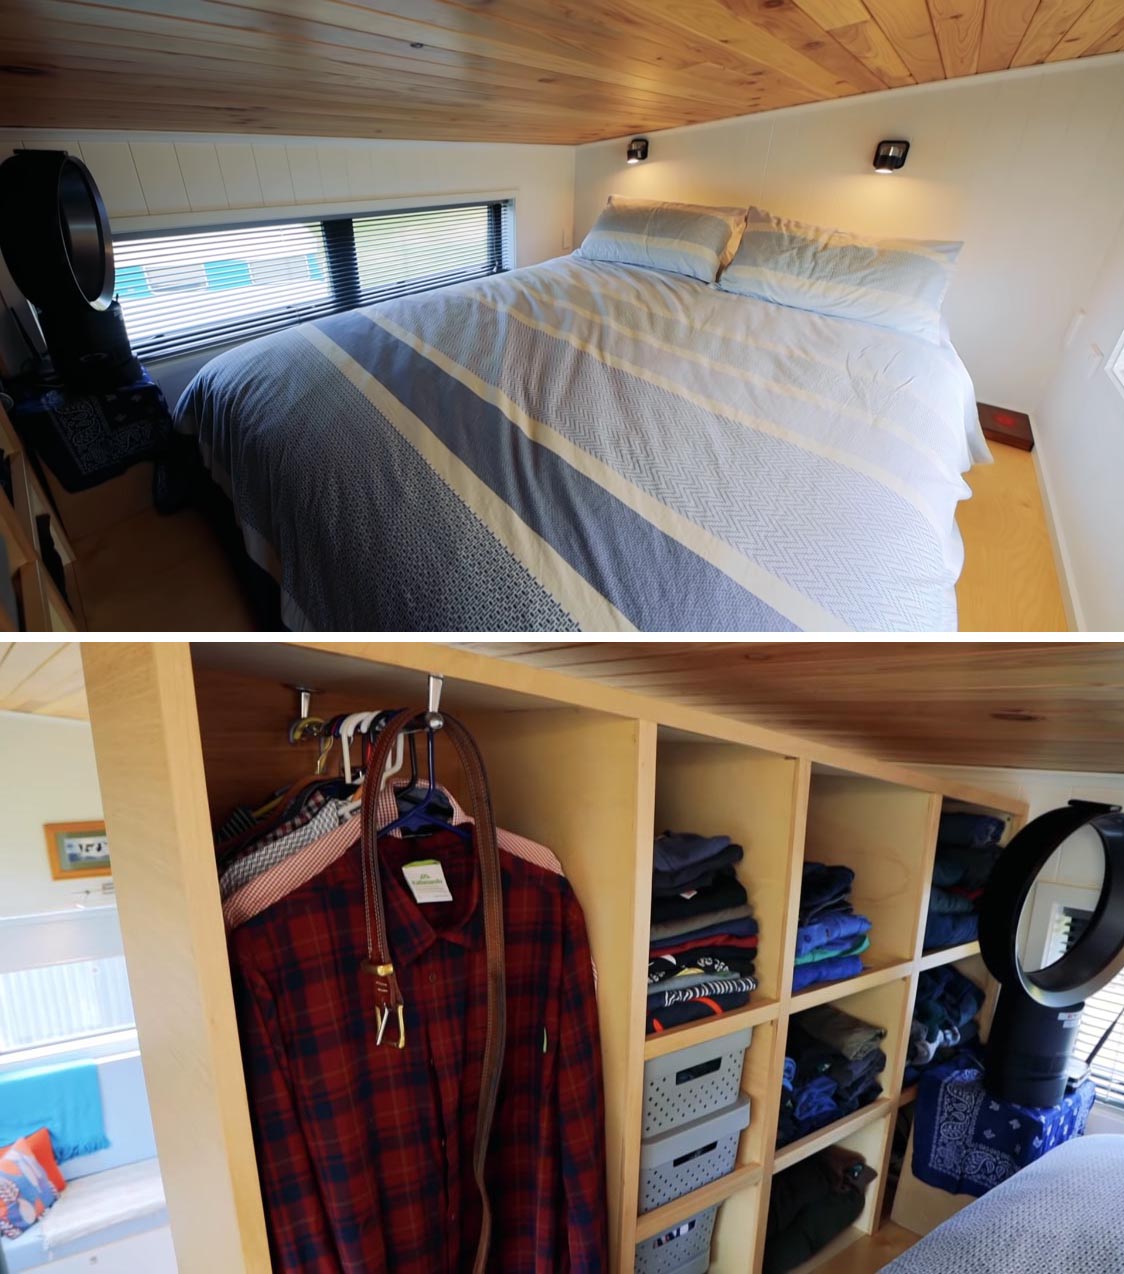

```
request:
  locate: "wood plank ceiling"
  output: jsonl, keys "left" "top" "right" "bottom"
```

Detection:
{"left": 2, "top": 1, "right": 1124, "bottom": 142}
{"left": 459, "top": 641, "right": 1124, "bottom": 772}
{"left": 0, "top": 641, "right": 88, "bottom": 718}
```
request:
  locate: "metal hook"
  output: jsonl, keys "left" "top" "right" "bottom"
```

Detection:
{"left": 423, "top": 674, "right": 445, "bottom": 732}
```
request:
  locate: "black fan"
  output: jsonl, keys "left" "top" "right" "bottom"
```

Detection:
{"left": 0, "top": 149, "right": 139, "bottom": 390}
{"left": 979, "top": 799, "right": 1124, "bottom": 1106}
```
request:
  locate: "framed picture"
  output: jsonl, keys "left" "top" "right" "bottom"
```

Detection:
{"left": 44, "top": 821, "right": 111, "bottom": 880}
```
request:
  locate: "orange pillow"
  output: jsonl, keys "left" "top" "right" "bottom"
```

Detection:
{"left": 0, "top": 1128, "right": 65, "bottom": 1195}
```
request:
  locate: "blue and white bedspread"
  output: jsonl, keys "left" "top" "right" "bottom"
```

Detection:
{"left": 175, "top": 256, "right": 987, "bottom": 631}
{"left": 883, "top": 1135, "right": 1124, "bottom": 1273}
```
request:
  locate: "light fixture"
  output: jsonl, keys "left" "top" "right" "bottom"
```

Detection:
{"left": 627, "top": 137, "right": 649, "bottom": 165}
{"left": 873, "top": 139, "right": 909, "bottom": 173}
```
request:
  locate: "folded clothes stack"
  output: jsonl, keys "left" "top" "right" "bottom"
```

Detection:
{"left": 924, "top": 812, "right": 1005, "bottom": 950}
{"left": 763, "top": 1146, "right": 878, "bottom": 1274}
{"left": 777, "top": 1005, "right": 887, "bottom": 1148}
{"left": 792, "top": 863, "right": 872, "bottom": 992}
{"left": 903, "top": 966, "right": 985, "bottom": 1085}
{"left": 647, "top": 831, "right": 758, "bottom": 1034}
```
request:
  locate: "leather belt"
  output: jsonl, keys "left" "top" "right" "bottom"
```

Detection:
{"left": 358, "top": 709, "right": 507, "bottom": 1274}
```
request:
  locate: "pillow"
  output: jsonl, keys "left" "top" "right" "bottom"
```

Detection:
{"left": 717, "top": 205, "right": 961, "bottom": 344}
{"left": 0, "top": 1135, "right": 59, "bottom": 1238}
{"left": 577, "top": 195, "right": 746, "bottom": 284}
{"left": 0, "top": 1129, "right": 66, "bottom": 1195}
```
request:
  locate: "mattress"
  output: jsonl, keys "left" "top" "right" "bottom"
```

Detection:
{"left": 175, "top": 255, "right": 987, "bottom": 632}
{"left": 883, "top": 1135, "right": 1124, "bottom": 1273}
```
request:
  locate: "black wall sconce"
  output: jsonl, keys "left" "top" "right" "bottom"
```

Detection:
{"left": 873, "top": 139, "right": 910, "bottom": 173}
{"left": 627, "top": 137, "right": 649, "bottom": 165}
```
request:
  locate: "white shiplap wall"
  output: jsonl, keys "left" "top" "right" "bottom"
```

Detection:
{"left": 574, "top": 55, "right": 1124, "bottom": 413}
{"left": 0, "top": 131, "right": 575, "bottom": 261}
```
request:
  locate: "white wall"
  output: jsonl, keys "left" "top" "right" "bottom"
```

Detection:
{"left": 0, "top": 711, "right": 110, "bottom": 918}
{"left": 1034, "top": 214, "right": 1124, "bottom": 631}
{"left": 0, "top": 129, "right": 576, "bottom": 397}
{"left": 574, "top": 56, "right": 1124, "bottom": 414}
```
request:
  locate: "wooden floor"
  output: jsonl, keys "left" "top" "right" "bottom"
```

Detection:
{"left": 74, "top": 504, "right": 255, "bottom": 632}
{"left": 955, "top": 442, "right": 1069, "bottom": 632}
{"left": 66, "top": 442, "right": 1068, "bottom": 633}
{"left": 812, "top": 1223, "right": 919, "bottom": 1274}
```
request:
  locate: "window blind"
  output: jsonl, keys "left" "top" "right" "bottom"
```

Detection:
{"left": 1053, "top": 905, "right": 1124, "bottom": 1107}
{"left": 114, "top": 200, "right": 511, "bottom": 361}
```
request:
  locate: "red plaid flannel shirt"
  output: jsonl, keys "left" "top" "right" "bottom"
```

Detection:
{"left": 230, "top": 827, "right": 608, "bottom": 1273}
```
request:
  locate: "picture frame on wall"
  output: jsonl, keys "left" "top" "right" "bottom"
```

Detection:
{"left": 44, "top": 821, "right": 111, "bottom": 880}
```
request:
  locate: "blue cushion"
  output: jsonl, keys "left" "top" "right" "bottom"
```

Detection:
{"left": 717, "top": 205, "right": 961, "bottom": 344}
{"left": 577, "top": 196, "right": 746, "bottom": 283}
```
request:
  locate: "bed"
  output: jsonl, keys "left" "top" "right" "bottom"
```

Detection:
{"left": 175, "top": 255, "right": 987, "bottom": 632}
{"left": 883, "top": 1135, "right": 1124, "bottom": 1273}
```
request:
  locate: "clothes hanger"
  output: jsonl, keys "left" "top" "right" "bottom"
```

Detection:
{"left": 377, "top": 714, "right": 470, "bottom": 843}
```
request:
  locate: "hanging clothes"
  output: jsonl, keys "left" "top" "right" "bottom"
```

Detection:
{"left": 222, "top": 781, "right": 565, "bottom": 930}
{"left": 230, "top": 827, "right": 608, "bottom": 1272}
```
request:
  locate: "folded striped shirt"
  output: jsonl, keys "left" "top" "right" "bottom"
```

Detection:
{"left": 647, "top": 975, "right": 757, "bottom": 1009}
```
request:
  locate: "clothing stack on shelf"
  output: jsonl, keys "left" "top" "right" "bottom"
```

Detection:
{"left": 903, "top": 967, "right": 985, "bottom": 1085}
{"left": 763, "top": 1146, "right": 878, "bottom": 1274}
{"left": 218, "top": 706, "right": 610, "bottom": 1272}
{"left": 777, "top": 1006, "right": 887, "bottom": 1148}
{"left": 647, "top": 831, "right": 758, "bottom": 1035}
{"left": 924, "top": 812, "right": 1006, "bottom": 951}
{"left": 792, "top": 863, "right": 871, "bottom": 992}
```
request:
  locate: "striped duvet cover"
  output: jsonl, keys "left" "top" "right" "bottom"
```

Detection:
{"left": 175, "top": 255, "right": 986, "bottom": 631}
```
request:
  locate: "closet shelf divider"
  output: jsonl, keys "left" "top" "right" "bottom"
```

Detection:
{"left": 634, "top": 1163, "right": 764, "bottom": 1243}
{"left": 771, "top": 1096, "right": 896, "bottom": 1176}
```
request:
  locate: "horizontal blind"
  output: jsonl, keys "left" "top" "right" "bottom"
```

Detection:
{"left": 1059, "top": 906, "right": 1124, "bottom": 1107}
{"left": 114, "top": 200, "right": 509, "bottom": 361}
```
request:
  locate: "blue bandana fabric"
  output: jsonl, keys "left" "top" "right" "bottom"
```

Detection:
{"left": 912, "top": 1061, "right": 1096, "bottom": 1197}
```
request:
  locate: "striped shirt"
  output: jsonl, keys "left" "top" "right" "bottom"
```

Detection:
{"left": 223, "top": 782, "right": 565, "bottom": 930}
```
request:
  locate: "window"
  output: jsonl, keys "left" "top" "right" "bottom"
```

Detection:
{"left": 1109, "top": 326, "right": 1124, "bottom": 402}
{"left": 1041, "top": 895, "right": 1124, "bottom": 1109}
{"left": 0, "top": 910, "right": 136, "bottom": 1059}
{"left": 0, "top": 956, "right": 136, "bottom": 1054}
{"left": 114, "top": 200, "right": 512, "bottom": 361}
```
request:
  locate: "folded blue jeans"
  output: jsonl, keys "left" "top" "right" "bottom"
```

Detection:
{"left": 923, "top": 912, "right": 979, "bottom": 949}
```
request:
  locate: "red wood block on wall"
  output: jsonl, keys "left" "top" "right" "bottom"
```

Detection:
{"left": 978, "top": 402, "right": 1034, "bottom": 451}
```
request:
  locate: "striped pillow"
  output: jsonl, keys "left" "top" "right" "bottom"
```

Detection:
{"left": 717, "top": 206, "right": 961, "bottom": 344}
{"left": 577, "top": 196, "right": 746, "bottom": 284}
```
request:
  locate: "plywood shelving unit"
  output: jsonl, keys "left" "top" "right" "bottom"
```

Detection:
{"left": 80, "top": 641, "right": 1027, "bottom": 1274}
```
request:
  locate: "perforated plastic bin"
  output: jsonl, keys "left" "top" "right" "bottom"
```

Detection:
{"left": 634, "top": 1204, "right": 717, "bottom": 1274}
{"left": 639, "top": 1093, "right": 751, "bottom": 1213}
{"left": 642, "top": 1026, "right": 752, "bottom": 1139}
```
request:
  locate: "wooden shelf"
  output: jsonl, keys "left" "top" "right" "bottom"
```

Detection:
{"left": 0, "top": 404, "right": 83, "bottom": 631}
{"left": 644, "top": 999, "right": 780, "bottom": 1059}
{"left": 789, "top": 960, "right": 913, "bottom": 1011}
{"left": 898, "top": 1084, "right": 919, "bottom": 1107}
{"left": 634, "top": 1163, "right": 763, "bottom": 1243}
{"left": 79, "top": 642, "right": 1030, "bottom": 1274}
{"left": 772, "top": 1096, "right": 896, "bottom": 1175}
{"left": 918, "top": 940, "right": 981, "bottom": 970}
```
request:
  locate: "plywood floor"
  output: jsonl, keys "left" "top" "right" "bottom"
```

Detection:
{"left": 74, "top": 504, "right": 255, "bottom": 632}
{"left": 812, "top": 1223, "right": 920, "bottom": 1274}
{"left": 955, "top": 443, "right": 1069, "bottom": 632}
